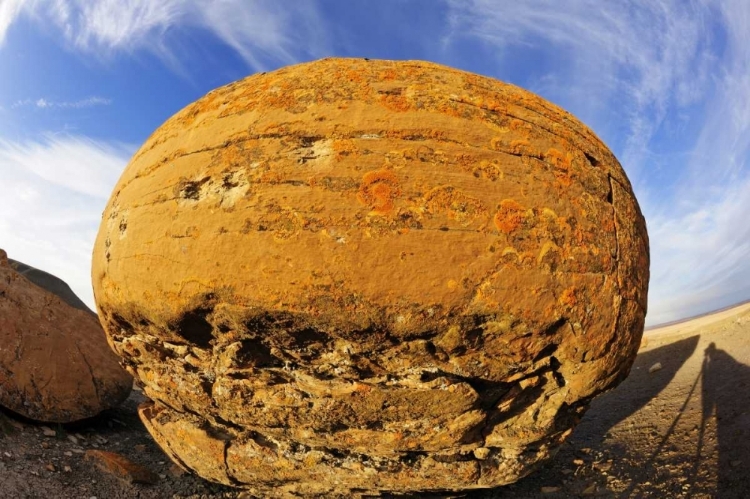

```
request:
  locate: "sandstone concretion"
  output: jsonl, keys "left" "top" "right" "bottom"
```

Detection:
{"left": 92, "top": 58, "right": 649, "bottom": 496}
{"left": 0, "top": 250, "right": 132, "bottom": 422}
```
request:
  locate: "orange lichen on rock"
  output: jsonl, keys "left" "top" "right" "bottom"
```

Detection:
{"left": 424, "top": 186, "right": 488, "bottom": 227}
{"left": 357, "top": 169, "right": 401, "bottom": 213}
{"left": 92, "top": 58, "right": 649, "bottom": 497}
{"left": 380, "top": 93, "right": 412, "bottom": 112}
{"left": 493, "top": 199, "right": 528, "bottom": 233}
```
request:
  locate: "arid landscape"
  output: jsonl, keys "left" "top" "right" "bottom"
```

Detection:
{"left": 1, "top": 302, "right": 748, "bottom": 498}
{"left": 3, "top": 3, "right": 750, "bottom": 499}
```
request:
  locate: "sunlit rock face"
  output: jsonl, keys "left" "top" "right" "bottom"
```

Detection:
{"left": 92, "top": 58, "right": 649, "bottom": 496}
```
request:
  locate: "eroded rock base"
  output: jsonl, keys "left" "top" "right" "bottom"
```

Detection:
{"left": 140, "top": 398, "right": 573, "bottom": 497}
{"left": 104, "top": 302, "right": 592, "bottom": 495}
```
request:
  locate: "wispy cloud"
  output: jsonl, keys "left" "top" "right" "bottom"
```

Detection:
{"left": 0, "top": 0, "right": 327, "bottom": 70}
{"left": 0, "top": 0, "right": 25, "bottom": 45}
{"left": 0, "top": 134, "right": 132, "bottom": 310}
{"left": 445, "top": 0, "right": 750, "bottom": 325}
{"left": 445, "top": 0, "right": 714, "bottom": 187}
{"left": 12, "top": 96, "right": 111, "bottom": 109}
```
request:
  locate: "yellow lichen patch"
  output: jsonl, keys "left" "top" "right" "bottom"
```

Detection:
{"left": 379, "top": 69, "right": 399, "bottom": 81}
{"left": 436, "top": 101, "right": 465, "bottom": 119}
{"left": 493, "top": 199, "right": 529, "bottom": 234}
{"left": 345, "top": 69, "right": 366, "bottom": 84}
{"left": 423, "top": 186, "right": 488, "bottom": 226}
{"left": 333, "top": 139, "right": 359, "bottom": 160}
{"left": 178, "top": 90, "right": 224, "bottom": 127}
{"left": 509, "top": 119, "right": 527, "bottom": 131}
{"left": 357, "top": 169, "right": 402, "bottom": 214}
{"left": 472, "top": 160, "right": 503, "bottom": 181}
{"left": 559, "top": 287, "right": 578, "bottom": 309}
{"left": 545, "top": 148, "right": 574, "bottom": 187}
{"left": 537, "top": 241, "right": 562, "bottom": 267}
{"left": 509, "top": 139, "right": 532, "bottom": 155}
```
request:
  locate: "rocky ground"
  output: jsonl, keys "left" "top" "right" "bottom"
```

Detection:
{"left": 2, "top": 304, "right": 749, "bottom": 499}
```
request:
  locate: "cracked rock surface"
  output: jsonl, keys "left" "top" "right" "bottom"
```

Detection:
{"left": 0, "top": 249, "right": 132, "bottom": 423}
{"left": 92, "top": 58, "right": 649, "bottom": 496}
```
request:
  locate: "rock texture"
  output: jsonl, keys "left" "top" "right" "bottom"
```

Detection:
{"left": 0, "top": 249, "right": 132, "bottom": 422}
{"left": 92, "top": 58, "right": 649, "bottom": 496}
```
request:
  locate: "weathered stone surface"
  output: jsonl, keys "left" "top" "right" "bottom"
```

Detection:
{"left": 0, "top": 250, "right": 132, "bottom": 422}
{"left": 92, "top": 58, "right": 649, "bottom": 495}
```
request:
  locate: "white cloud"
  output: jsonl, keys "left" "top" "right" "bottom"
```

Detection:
{"left": 0, "top": 0, "right": 327, "bottom": 70}
{"left": 446, "top": 0, "right": 750, "bottom": 325}
{"left": 0, "top": 135, "right": 132, "bottom": 311}
{"left": 12, "top": 96, "right": 111, "bottom": 109}
{"left": 0, "top": 0, "right": 25, "bottom": 45}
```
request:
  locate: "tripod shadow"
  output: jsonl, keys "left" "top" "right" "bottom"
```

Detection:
{"left": 573, "top": 335, "right": 702, "bottom": 444}
{"left": 478, "top": 335, "right": 701, "bottom": 498}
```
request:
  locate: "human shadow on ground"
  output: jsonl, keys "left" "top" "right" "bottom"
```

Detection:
{"left": 477, "top": 334, "right": 701, "bottom": 498}
{"left": 694, "top": 342, "right": 750, "bottom": 498}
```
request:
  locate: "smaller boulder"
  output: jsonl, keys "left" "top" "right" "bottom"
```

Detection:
{"left": 8, "top": 258, "right": 94, "bottom": 314}
{"left": 0, "top": 250, "right": 131, "bottom": 422}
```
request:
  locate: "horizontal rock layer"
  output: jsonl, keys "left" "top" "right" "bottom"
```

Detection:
{"left": 92, "top": 58, "right": 649, "bottom": 495}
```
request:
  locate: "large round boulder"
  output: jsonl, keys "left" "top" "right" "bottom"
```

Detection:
{"left": 92, "top": 58, "right": 649, "bottom": 496}
{"left": 0, "top": 250, "right": 132, "bottom": 422}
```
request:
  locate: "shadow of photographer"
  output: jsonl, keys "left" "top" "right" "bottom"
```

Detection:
{"left": 696, "top": 342, "right": 750, "bottom": 498}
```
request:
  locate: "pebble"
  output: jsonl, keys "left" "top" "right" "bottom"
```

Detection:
{"left": 170, "top": 464, "right": 187, "bottom": 477}
{"left": 41, "top": 426, "right": 56, "bottom": 437}
{"left": 85, "top": 450, "right": 159, "bottom": 484}
{"left": 541, "top": 486, "right": 560, "bottom": 493}
{"left": 582, "top": 483, "right": 597, "bottom": 495}
{"left": 649, "top": 362, "right": 663, "bottom": 373}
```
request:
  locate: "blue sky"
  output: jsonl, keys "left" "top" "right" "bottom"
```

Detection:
{"left": 1, "top": 0, "right": 749, "bottom": 326}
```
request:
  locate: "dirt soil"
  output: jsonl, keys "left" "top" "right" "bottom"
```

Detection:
{"left": 2, "top": 304, "right": 749, "bottom": 499}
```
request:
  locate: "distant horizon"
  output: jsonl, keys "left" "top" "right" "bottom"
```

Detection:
{"left": 645, "top": 297, "right": 750, "bottom": 331}
{"left": 2, "top": 2, "right": 750, "bottom": 327}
